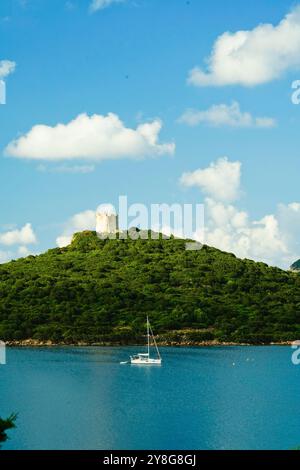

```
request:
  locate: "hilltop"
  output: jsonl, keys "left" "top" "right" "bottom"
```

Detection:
{"left": 290, "top": 259, "right": 300, "bottom": 273}
{"left": 0, "top": 230, "right": 300, "bottom": 345}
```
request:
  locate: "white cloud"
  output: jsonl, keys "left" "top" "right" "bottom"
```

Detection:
{"left": 18, "top": 246, "right": 32, "bottom": 257}
{"left": 179, "top": 102, "right": 276, "bottom": 128}
{"left": 180, "top": 158, "right": 300, "bottom": 268}
{"left": 0, "top": 60, "right": 16, "bottom": 79}
{"left": 0, "top": 250, "right": 12, "bottom": 263}
{"left": 56, "top": 235, "right": 73, "bottom": 248}
{"left": 0, "top": 223, "right": 37, "bottom": 246}
{"left": 96, "top": 203, "right": 117, "bottom": 216}
{"left": 188, "top": 5, "right": 300, "bottom": 87}
{"left": 89, "top": 0, "right": 124, "bottom": 12}
{"left": 56, "top": 209, "right": 96, "bottom": 247}
{"left": 5, "top": 113, "right": 175, "bottom": 161}
{"left": 276, "top": 202, "right": 300, "bottom": 256}
{"left": 180, "top": 157, "right": 241, "bottom": 203}
{"left": 0, "top": 224, "right": 37, "bottom": 263}
{"left": 159, "top": 226, "right": 183, "bottom": 238}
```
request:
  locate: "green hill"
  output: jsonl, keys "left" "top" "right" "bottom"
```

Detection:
{"left": 290, "top": 259, "right": 300, "bottom": 272}
{"left": 1, "top": 230, "right": 300, "bottom": 345}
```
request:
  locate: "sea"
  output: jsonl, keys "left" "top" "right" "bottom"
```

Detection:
{"left": 0, "top": 346, "right": 299, "bottom": 450}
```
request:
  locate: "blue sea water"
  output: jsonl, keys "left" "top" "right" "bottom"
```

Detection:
{"left": 0, "top": 346, "right": 299, "bottom": 450}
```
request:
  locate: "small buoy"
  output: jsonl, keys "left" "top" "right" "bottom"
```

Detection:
{"left": 232, "top": 362, "right": 235, "bottom": 366}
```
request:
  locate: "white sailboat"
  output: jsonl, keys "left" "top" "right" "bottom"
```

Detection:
{"left": 121, "top": 316, "right": 162, "bottom": 365}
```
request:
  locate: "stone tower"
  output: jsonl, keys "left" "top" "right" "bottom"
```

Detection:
{"left": 96, "top": 210, "right": 119, "bottom": 234}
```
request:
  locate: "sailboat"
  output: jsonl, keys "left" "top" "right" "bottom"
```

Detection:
{"left": 121, "top": 316, "right": 162, "bottom": 365}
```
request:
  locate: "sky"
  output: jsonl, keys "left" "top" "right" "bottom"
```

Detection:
{"left": 1, "top": 0, "right": 300, "bottom": 268}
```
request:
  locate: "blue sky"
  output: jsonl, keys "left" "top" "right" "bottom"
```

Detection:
{"left": 1, "top": 0, "right": 300, "bottom": 267}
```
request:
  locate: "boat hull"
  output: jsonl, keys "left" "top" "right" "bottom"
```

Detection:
{"left": 130, "top": 358, "right": 162, "bottom": 365}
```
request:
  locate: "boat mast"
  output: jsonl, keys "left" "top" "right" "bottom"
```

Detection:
{"left": 149, "top": 322, "right": 161, "bottom": 360}
{"left": 147, "top": 315, "right": 150, "bottom": 357}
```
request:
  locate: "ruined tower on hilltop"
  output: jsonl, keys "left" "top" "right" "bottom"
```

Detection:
{"left": 96, "top": 208, "right": 119, "bottom": 235}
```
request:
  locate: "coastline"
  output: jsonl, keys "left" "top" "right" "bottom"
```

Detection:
{"left": 5, "top": 339, "right": 293, "bottom": 347}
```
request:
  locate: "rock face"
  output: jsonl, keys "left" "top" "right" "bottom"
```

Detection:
{"left": 290, "top": 260, "right": 300, "bottom": 272}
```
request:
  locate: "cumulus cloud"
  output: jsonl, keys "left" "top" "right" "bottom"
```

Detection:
{"left": 0, "top": 223, "right": 37, "bottom": 246}
{"left": 180, "top": 157, "right": 241, "bottom": 203}
{"left": 5, "top": 113, "right": 175, "bottom": 162}
{"left": 56, "top": 236, "right": 73, "bottom": 248}
{"left": 97, "top": 203, "right": 117, "bottom": 216}
{"left": 180, "top": 158, "right": 300, "bottom": 268}
{"left": 17, "top": 246, "right": 32, "bottom": 257}
{"left": 56, "top": 209, "right": 96, "bottom": 247}
{"left": 89, "top": 0, "right": 124, "bottom": 12}
{"left": 0, "top": 60, "right": 16, "bottom": 79}
{"left": 0, "top": 224, "right": 37, "bottom": 263}
{"left": 276, "top": 202, "right": 300, "bottom": 256}
{"left": 188, "top": 5, "right": 300, "bottom": 87}
{"left": 0, "top": 248, "right": 36, "bottom": 264}
{"left": 197, "top": 198, "right": 290, "bottom": 268}
{"left": 178, "top": 102, "right": 276, "bottom": 128}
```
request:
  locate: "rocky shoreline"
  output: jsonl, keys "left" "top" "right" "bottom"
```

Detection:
{"left": 5, "top": 338, "right": 293, "bottom": 347}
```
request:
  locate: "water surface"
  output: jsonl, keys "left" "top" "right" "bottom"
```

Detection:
{"left": 0, "top": 346, "right": 299, "bottom": 450}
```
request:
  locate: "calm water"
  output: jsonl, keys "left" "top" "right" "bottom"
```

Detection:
{"left": 0, "top": 346, "right": 299, "bottom": 450}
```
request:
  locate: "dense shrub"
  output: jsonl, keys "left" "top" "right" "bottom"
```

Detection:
{"left": 0, "top": 231, "right": 299, "bottom": 344}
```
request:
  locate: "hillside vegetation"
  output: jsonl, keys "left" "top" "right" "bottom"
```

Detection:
{"left": 290, "top": 259, "right": 300, "bottom": 272}
{"left": 0, "top": 231, "right": 300, "bottom": 344}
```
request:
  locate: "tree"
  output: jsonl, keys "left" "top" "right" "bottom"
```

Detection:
{"left": 0, "top": 413, "right": 17, "bottom": 445}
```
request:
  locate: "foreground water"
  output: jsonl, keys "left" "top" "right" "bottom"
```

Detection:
{"left": 0, "top": 346, "right": 299, "bottom": 450}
